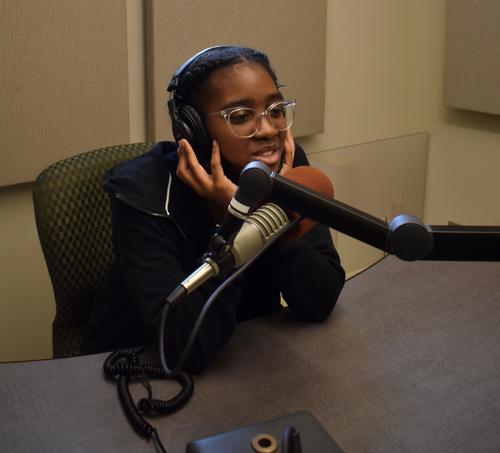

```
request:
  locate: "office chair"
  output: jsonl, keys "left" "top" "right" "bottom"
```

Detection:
{"left": 33, "top": 142, "right": 154, "bottom": 358}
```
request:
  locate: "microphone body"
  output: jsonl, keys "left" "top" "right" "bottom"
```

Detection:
{"left": 216, "top": 162, "right": 274, "bottom": 243}
{"left": 236, "top": 162, "right": 433, "bottom": 261}
{"left": 230, "top": 203, "right": 289, "bottom": 268}
{"left": 179, "top": 203, "right": 289, "bottom": 294}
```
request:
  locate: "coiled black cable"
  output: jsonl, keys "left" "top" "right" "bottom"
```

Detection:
{"left": 104, "top": 216, "right": 301, "bottom": 451}
{"left": 103, "top": 348, "right": 194, "bottom": 452}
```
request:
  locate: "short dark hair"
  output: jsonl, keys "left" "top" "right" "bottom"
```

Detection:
{"left": 172, "top": 46, "right": 280, "bottom": 109}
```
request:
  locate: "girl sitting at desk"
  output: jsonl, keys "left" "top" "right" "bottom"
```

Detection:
{"left": 82, "top": 45, "right": 345, "bottom": 372}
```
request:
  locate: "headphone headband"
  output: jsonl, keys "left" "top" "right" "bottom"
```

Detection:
{"left": 167, "top": 45, "right": 231, "bottom": 94}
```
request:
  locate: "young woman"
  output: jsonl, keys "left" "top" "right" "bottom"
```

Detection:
{"left": 81, "top": 46, "right": 345, "bottom": 372}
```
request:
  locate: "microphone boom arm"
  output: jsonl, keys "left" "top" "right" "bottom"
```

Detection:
{"left": 238, "top": 162, "right": 500, "bottom": 261}
{"left": 271, "top": 171, "right": 433, "bottom": 261}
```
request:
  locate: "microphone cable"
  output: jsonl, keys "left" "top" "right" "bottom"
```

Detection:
{"left": 158, "top": 214, "right": 302, "bottom": 377}
{"left": 103, "top": 208, "right": 301, "bottom": 452}
{"left": 103, "top": 347, "right": 194, "bottom": 453}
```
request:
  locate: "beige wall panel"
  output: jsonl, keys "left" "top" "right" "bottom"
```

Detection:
{"left": 443, "top": 0, "right": 500, "bottom": 115}
{"left": 0, "top": 183, "right": 55, "bottom": 361}
{"left": 145, "top": 0, "right": 326, "bottom": 141}
{"left": 0, "top": 0, "right": 130, "bottom": 186}
{"left": 307, "top": 133, "right": 428, "bottom": 275}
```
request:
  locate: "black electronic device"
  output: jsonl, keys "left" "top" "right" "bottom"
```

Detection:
{"left": 186, "top": 410, "right": 343, "bottom": 453}
{"left": 167, "top": 46, "right": 230, "bottom": 167}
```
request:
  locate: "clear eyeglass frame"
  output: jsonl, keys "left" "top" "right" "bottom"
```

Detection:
{"left": 209, "top": 99, "right": 296, "bottom": 138}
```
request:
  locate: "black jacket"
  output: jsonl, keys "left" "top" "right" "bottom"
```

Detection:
{"left": 81, "top": 141, "right": 345, "bottom": 372}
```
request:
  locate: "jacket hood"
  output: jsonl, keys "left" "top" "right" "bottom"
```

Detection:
{"left": 102, "top": 141, "right": 179, "bottom": 217}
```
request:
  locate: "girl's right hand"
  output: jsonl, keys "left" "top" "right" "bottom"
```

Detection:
{"left": 176, "top": 139, "right": 237, "bottom": 209}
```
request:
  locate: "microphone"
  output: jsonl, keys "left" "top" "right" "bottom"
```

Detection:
{"left": 215, "top": 162, "right": 274, "bottom": 244}
{"left": 180, "top": 203, "right": 290, "bottom": 294}
{"left": 235, "top": 162, "right": 433, "bottom": 261}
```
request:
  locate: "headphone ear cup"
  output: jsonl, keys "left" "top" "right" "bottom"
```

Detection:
{"left": 177, "top": 105, "right": 211, "bottom": 165}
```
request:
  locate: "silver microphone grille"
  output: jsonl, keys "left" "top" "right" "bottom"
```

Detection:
{"left": 245, "top": 203, "right": 289, "bottom": 239}
{"left": 230, "top": 203, "right": 290, "bottom": 269}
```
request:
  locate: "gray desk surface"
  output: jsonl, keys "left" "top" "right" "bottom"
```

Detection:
{"left": 2, "top": 257, "right": 500, "bottom": 452}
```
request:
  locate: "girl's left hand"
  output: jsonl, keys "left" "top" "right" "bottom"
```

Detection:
{"left": 279, "top": 129, "right": 295, "bottom": 175}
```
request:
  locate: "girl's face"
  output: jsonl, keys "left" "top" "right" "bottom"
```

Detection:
{"left": 200, "top": 62, "right": 286, "bottom": 173}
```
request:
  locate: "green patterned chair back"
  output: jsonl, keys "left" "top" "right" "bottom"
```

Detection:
{"left": 33, "top": 143, "right": 154, "bottom": 358}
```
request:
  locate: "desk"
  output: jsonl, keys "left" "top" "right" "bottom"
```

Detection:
{"left": 2, "top": 257, "right": 500, "bottom": 452}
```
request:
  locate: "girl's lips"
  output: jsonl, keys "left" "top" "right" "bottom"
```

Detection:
{"left": 251, "top": 146, "right": 281, "bottom": 167}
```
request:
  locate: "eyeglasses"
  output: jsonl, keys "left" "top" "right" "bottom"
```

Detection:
{"left": 209, "top": 99, "right": 296, "bottom": 138}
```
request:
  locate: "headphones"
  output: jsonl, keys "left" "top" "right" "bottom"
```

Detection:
{"left": 167, "top": 46, "right": 231, "bottom": 165}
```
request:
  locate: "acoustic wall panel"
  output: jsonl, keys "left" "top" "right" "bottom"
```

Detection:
{"left": 443, "top": 0, "right": 500, "bottom": 115}
{"left": 0, "top": 0, "right": 130, "bottom": 186}
{"left": 145, "top": 0, "right": 327, "bottom": 141}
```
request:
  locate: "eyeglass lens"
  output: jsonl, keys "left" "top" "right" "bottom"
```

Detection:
{"left": 228, "top": 101, "right": 295, "bottom": 137}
